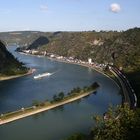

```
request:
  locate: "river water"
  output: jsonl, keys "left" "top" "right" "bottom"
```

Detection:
{"left": 0, "top": 46, "right": 121, "bottom": 140}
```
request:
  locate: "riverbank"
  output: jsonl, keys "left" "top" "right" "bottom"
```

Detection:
{"left": 0, "top": 69, "right": 36, "bottom": 81}
{"left": 18, "top": 51, "right": 120, "bottom": 88}
{"left": 19, "top": 51, "right": 114, "bottom": 80}
{"left": 0, "top": 87, "right": 97, "bottom": 125}
{"left": 47, "top": 57, "right": 120, "bottom": 89}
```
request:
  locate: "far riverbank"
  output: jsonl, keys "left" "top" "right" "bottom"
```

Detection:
{"left": 19, "top": 51, "right": 118, "bottom": 87}
{"left": 47, "top": 56, "right": 120, "bottom": 89}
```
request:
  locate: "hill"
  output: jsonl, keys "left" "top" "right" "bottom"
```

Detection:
{"left": 28, "top": 36, "right": 49, "bottom": 50}
{"left": 23, "top": 28, "right": 140, "bottom": 72}
{"left": 0, "top": 40, "right": 27, "bottom": 76}
{"left": 0, "top": 31, "right": 52, "bottom": 46}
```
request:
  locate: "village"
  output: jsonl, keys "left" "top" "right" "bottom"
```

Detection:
{"left": 21, "top": 49, "right": 109, "bottom": 71}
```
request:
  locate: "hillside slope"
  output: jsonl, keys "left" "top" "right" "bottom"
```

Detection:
{"left": 24, "top": 28, "right": 140, "bottom": 72}
{"left": 0, "top": 40, "right": 27, "bottom": 76}
{"left": 28, "top": 36, "right": 49, "bottom": 50}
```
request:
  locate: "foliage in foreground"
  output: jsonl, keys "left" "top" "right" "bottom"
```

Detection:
{"left": 66, "top": 104, "right": 140, "bottom": 140}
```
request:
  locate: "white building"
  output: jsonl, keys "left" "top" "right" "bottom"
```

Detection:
{"left": 31, "top": 50, "right": 38, "bottom": 54}
{"left": 88, "top": 58, "right": 92, "bottom": 64}
{"left": 50, "top": 54, "right": 55, "bottom": 58}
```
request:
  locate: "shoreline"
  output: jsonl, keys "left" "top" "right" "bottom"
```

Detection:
{"left": 46, "top": 55, "right": 135, "bottom": 107}
{"left": 47, "top": 57, "right": 120, "bottom": 89}
{"left": 0, "top": 69, "right": 35, "bottom": 82}
{"left": 0, "top": 90, "right": 95, "bottom": 125}
{"left": 19, "top": 51, "right": 116, "bottom": 82}
{"left": 18, "top": 51, "right": 121, "bottom": 89}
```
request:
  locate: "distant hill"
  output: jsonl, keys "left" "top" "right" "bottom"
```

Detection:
{"left": 23, "top": 28, "right": 140, "bottom": 72}
{"left": 24, "top": 31, "right": 119, "bottom": 59}
{"left": 28, "top": 36, "right": 49, "bottom": 50}
{"left": 0, "top": 40, "right": 27, "bottom": 75}
{"left": 2, "top": 28, "right": 139, "bottom": 72}
{"left": 0, "top": 31, "right": 52, "bottom": 46}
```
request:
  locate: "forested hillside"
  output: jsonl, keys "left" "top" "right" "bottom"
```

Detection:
{"left": 36, "top": 28, "right": 140, "bottom": 72}
{"left": 0, "top": 40, "right": 27, "bottom": 75}
{"left": 1, "top": 28, "right": 140, "bottom": 72}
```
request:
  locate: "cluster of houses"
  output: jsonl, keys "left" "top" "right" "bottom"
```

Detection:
{"left": 50, "top": 54, "right": 109, "bottom": 70}
{"left": 21, "top": 49, "right": 108, "bottom": 70}
{"left": 22, "top": 49, "right": 45, "bottom": 55}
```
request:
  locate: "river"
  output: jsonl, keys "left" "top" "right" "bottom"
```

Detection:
{"left": 0, "top": 46, "right": 121, "bottom": 140}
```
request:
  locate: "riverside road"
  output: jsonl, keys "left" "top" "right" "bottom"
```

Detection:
{"left": 110, "top": 66, "right": 137, "bottom": 108}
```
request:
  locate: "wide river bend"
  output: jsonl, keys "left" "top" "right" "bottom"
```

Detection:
{"left": 0, "top": 46, "right": 121, "bottom": 140}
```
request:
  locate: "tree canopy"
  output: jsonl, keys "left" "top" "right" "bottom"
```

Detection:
{"left": 66, "top": 104, "right": 140, "bottom": 140}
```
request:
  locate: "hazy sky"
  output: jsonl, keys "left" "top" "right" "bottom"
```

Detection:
{"left": 0, "top": 0, "right": 140, "bottom": 32}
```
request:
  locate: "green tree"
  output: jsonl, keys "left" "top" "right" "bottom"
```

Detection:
{"left": 92, "top": 104, "right": 140, "bottom": 140}
{"left": 32, "top": 100, "right": 40, "bottom": 107}
{"left": 66, "top": 104, "right": 140, "bottom": 140}
{"left": 58, "top": 92, "right": 65, "bottom": 100}
{"left": 90, "top": 82, "right": 99, "bottom": 89}
{"left": 83, "top": 86, "right": 88, "bottom": 92}
{"left": 70, "top": 87, "right": 81, "bottom": 94}
{"left": 53, "top": 94, "right": 58, "bottom": 102}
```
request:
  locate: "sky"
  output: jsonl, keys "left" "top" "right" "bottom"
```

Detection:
{"left": 0, "top": 0, "right": 140, "bottom": 32}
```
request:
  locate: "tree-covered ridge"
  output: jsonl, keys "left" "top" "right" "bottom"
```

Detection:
{"left": 40, "top": 31, "right": 120, "bottom": 60}
{"left": 1, "top": 28, "right": 140, "bottom": 69}
{"left": 18, "top": 28, "right": 139, "bottom": 72}
{"left": 28, "top": 36, "right": 49, "bottom": 50}
{"left": 2, "top": 28, "right": 140, "bottom": 73}
{"left": 0, "top": 40, "right": 27, "bottom": 75}
{"left": 0, "top": 31, "right": 52, "bottom": 46}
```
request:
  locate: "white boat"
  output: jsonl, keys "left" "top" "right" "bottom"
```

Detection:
{"left": 34, "top": 72, "right": 51, "bottom": 79}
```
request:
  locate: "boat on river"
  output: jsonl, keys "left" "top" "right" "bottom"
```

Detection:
{"left": 34, "top": 72, "right": 51, "bottom": 79}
